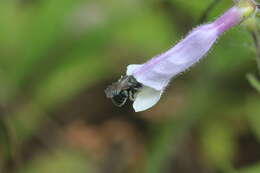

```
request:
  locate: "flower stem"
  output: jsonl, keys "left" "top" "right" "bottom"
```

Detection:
{"left": 246, "top": 73, "right": 260, "bottom": 93}
{"left": 251, "top": 29, "right": 260, "bottom": 76}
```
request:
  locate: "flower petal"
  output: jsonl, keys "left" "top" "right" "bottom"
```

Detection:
{"left": 133, "top": 86, "right": 163, "bottom": 112}
{"left": 127, "top": 64, "right": 142, "bottom": 76}
{"left": 131, "top": 24, "right": 219, "bottom": 91}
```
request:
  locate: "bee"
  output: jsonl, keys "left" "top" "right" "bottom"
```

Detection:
{"left": 105, "top": 75, "right": 143, "bottom": 107}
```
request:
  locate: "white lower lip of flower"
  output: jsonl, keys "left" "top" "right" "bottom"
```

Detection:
{"left": 133, "top": 86, "right": 163, "bottom": 112}
{"left": 127, "top": 64, "right": 163, "bottom": 112}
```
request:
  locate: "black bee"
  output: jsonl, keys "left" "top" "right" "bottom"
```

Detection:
{"left": 105, "top": 75, "right": 143, "bottom": 107}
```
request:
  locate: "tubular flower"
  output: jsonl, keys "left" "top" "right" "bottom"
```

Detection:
{"left": 106, "top": 0, "right": 256, "bottom": 112}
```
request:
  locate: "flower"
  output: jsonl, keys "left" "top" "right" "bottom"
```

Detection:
{"left": 125, "top": 0, "right": 256, "bottom": 112}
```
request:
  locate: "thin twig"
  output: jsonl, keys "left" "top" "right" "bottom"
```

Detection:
{"left": 250, "top": 29, "right": 260, "bottom": 76}
{"left": 246, "top": 73, "right": 260, "bottom": 93}
{"left": 246, "top": 16, "right": 260, "bottom": 93}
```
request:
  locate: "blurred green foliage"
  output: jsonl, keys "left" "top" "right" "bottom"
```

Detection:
{"left": 0, "top": 0, "right": 259, "bottom": 173}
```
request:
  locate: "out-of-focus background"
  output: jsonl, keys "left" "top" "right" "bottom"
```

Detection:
{"left": 0, "top": 0, "right": 260, "bottom": 173}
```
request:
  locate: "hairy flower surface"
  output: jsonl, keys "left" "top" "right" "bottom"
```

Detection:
{"left": 126, "top": 1, "right": 256, "bottom": 112}
{"left": 105, "top": 0, "right": 256, "bottom": 112}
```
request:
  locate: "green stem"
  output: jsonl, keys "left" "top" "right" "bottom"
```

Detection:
{"left": 250, "top": 30, "right": 260, "bottom": 76}
{"left": 246, "top": 73, "right": 260, "bottom": 93}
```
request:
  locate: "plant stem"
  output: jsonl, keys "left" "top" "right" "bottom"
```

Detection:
{"left": 251, "top": 29, "right": 260, "bottom": 76}
{"left": 246, "top": 73, "right": 260, "bottom": 92}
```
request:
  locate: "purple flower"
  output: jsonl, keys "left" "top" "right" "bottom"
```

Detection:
{"left": 126, "top": 1, "right": 256, "bottom": 112}
{"left": 105, "top": 0, "right": 256, "bottom": 112}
